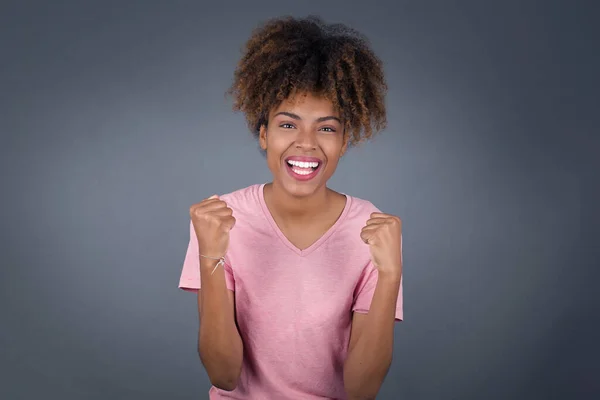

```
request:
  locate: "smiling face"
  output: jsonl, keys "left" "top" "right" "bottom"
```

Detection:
{"left": 259, "top": 91, "right": 348, "bottom": 198}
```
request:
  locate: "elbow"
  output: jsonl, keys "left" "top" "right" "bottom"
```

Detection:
{"left": 343, "top": 363, "right": 390, "bottom": 400}
{"left": 203, "top": 362, "right": 242, "bottom": 392}
{"left": 204, "top": 361, "right": 241, "bottom": 391}
{"left": 211, "top": 375, "right": 239, "bottom": 391}
{"left": 198, "top": 346, "right": 242, "bottom": 392}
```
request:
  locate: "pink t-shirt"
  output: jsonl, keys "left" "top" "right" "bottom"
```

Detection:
{"left": 179, "top": 183, "right": 403, "bottom": 399}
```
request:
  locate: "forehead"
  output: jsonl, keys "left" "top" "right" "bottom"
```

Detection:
{"left": 272, "top": 91, "right": 339, "bottom": 117}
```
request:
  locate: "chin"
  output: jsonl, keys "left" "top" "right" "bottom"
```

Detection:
{"left": 274, "top": 172, "right": 328, "bottom": 199}
{"left": 283, "top": 180, "right": 323, "bottom": 198}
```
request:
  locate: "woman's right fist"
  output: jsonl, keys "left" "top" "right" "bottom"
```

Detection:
{"left": 189, "top": 195, "right": 236, "bottom": 257}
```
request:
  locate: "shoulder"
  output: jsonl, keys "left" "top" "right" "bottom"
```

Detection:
{"left": 331, "top": 192, "right": 383, "bottom": 237}
{"left": 219, "top": 184, "right": 260, "bottom": 205}
{"left": 344, "top": 192, "right": 382, "bottom": 221}
{"left": 217, "top": 183, "right": 265, "bottom": 219}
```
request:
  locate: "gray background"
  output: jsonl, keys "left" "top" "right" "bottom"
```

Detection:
{"left": 1, "top": 0, "right": 598, "bottom": 399}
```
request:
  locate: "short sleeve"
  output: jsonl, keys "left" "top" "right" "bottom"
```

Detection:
{"left": 352, "top": 260, "right": 403, "bottom": 321}
{"left": 178, "top": 220, "right": 235, "bottom": 292}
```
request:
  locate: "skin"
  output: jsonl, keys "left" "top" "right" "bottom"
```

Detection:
{"left": 259, "top": 91, "right": 349, "bottom": 249}
{"left": 190, "top": 196, "right": 241, "bottom": 390}
{"left": 346, "top": 211, "right": 402, "bottom": 399}
{"left": 190, "top": 91, "right": 402, "bottom": 397}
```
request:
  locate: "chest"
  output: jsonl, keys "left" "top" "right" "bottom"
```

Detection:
{"left": 277, "top": 223, "right": 331, "bottom": 251}
{"left": 229, "top": 238, "right": 368, "bottom": 328}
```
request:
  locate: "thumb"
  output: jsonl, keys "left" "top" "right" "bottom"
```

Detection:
{"left": 360, "top": 229, "right": 371, "bottom": 245}
{"left": 208, "top": 194, "right": 219, "bottom": 200}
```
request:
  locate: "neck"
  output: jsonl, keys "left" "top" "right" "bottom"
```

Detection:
{"left": 265, "top": 181, "right": 331, "bottom": 223}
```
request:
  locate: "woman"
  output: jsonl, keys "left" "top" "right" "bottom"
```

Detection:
{"left": 179, "top": 15, "right": 403, "bottom": 399}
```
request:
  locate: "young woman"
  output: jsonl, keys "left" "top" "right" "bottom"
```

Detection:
{"left": 179, "top": 15, "right": 403, "bottom": 399}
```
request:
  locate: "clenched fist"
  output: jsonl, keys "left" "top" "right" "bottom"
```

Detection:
{"left": 189, "top": 195, "right": 236, "bottom": 259}
{"left": 360, "top": 212, "right": 402, "bottom": 279}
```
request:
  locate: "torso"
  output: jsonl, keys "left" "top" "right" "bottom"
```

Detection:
{"left": 186, "top": 183, "right": 397, "bottom": 400}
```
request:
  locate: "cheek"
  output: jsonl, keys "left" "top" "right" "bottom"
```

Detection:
{"left": 266, "top": 132, "right": 291, "bottom": 155}
{"left": 322, "top": 139, "right": 345, "bottom": 166}
{"left": 324, "top": 156, "right": 341, "bottom": 172}
{"left": 267, "top": 151, "right": 280, "bottom": 169}
{"left": 264, "top": 135, "right": 286, "bottom": 169}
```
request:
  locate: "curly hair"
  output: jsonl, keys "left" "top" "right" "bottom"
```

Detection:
{"left": 227, "top": 15, "right": 388, "bottom": 146}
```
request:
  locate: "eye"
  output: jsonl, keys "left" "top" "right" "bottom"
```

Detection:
{"left": 280, "top": 123, "right": 295, "bottom": 129}
{"left": 319, "top": 127, "right": 336, "bottom": 133}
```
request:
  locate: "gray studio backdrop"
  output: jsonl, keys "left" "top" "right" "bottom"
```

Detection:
{"left": 1, "top": 1, "right": 597, "bottom": 399}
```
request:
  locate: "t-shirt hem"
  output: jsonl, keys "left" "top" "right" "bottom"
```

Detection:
{"left": 352, "top": 307, "right": 404, "bottom": 321}
{"left": 178, "top": 279, "right": 235, "bottom": 292}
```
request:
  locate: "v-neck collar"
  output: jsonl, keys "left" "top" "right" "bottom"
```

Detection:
{"left": 257, "top": 183, "right": 352, "bottom": 257}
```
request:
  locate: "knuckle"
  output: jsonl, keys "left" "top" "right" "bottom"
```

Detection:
{"left": 190, "top": 209, "right": 202, "bottom": 219}
{"left": 203, "top": 213, "right": 216, "bottom": 223}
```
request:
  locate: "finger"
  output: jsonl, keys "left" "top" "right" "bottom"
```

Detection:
{"left": 190, "top": 199, "right": 220, "bottom": 214}
{"left": 360, "top": 226, "right": 377, "bottom": 244}
{"left": 211, "top": 207, "right": 233, "bottom": 217}
{"left": 370, "top": 212, "right": 398, "bottom": 220}
{"left": 361, "top": 225, "right": 378, "bottom": 236}
{"left": 200, "top": 195, "right": 221, "bottom": 205}
{"left": 190, "top": 202, "right": 228, "bottom": 220}
{"left": 359, "top": 229, "right": 370, "bottom": 244}
{"left": 369, "top": 212, "right": 390, "bottom": 219}
{"left": 200, "top": 199, "right": 229, "bottom": 212}
{"left": 365, "top": 218, "right": 387, "bottom": 226}
{"left": 221, "top": 216, "right": 236, "bottom": 231}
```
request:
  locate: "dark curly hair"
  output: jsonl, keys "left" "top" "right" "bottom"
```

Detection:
{"left": 227, "top": 15, "right": 388, "bottom": 146}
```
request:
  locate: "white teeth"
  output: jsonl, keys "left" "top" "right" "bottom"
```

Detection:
{"left": 291, "top": 168, "right": 313, "bottom": 175}
{"left": 287, "top": 160, "right": 319, "bottom": 168}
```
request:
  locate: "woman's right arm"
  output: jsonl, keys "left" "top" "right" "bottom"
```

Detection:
{"left": 198, "top": 257, "right": 243, "bottom": 391}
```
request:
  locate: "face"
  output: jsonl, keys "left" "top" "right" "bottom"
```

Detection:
{"left": 259, "top": 91, "right": 348, "bottom": 198}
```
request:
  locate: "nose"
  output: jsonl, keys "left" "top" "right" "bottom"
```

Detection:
{"left": 294, "top": 127, "right": 318, "bottom": 150}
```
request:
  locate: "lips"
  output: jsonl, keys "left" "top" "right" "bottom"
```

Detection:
{"left": 284, "top": 156, "right": 323, "bottom": 181}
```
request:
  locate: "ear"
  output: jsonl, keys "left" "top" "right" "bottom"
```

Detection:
{"left": 259, "top": 125, "right": 268, "bottom": 150}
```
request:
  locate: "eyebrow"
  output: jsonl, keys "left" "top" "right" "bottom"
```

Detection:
{"left": 274, "top": 111, "right": 341, "bottom": 124}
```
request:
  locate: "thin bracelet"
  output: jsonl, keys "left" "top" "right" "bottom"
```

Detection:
{"left": 199, "top": 254, "right": 226, "bottom": 275}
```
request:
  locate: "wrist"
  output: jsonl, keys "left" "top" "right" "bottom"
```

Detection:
{"left": 377, "top": 267, "right": 402, "bottom": 285}
{"left": 198, "top": 247, "right": 225, "bottom": 258}
{"left": 199, "top": 254, "right": 225, "bottom": 272}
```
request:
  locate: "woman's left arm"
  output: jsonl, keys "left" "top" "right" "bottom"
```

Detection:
{"left": 343, "top": 274, "right": 400, "bottom": 399}
{"left": 343, "top": 212, "right": 403, "bottom": 400}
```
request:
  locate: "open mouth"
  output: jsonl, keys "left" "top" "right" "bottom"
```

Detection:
{"left": 284, "top": 158, "right": 322, "bottom": 180}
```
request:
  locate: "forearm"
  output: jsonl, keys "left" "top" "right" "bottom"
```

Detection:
{"left": 198, "top": 258, "right": 243, "bottom": 390}
{"left": 344, "top": 272, "right": 401, "bottom": 399}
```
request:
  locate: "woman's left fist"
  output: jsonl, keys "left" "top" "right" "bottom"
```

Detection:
{"left": 360, "top": 212, "right": 402, "bottom": 278}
